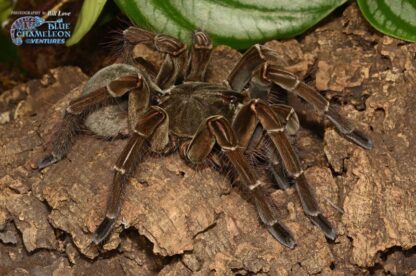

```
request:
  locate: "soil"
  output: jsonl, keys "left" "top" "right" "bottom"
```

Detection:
{"left": 0, "top": 3, "right": 415, "bottom": 275}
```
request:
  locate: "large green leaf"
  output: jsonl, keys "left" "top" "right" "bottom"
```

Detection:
{"left": 357, "top": 0, "right": 416, "bottom": 42}
{"left": 114, "top": 0, "right": 347, "bottom": 49}
{"left": 66, "top": 0, "right": 107, "bottom": 46}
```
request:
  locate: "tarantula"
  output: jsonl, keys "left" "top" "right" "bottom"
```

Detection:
{"left": 37, "top": 27, "right": 372, "bottom": 248}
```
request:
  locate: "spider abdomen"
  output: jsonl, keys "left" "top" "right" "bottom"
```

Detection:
{"left": 82, "top": 64, "right": 142, "bottom": 138}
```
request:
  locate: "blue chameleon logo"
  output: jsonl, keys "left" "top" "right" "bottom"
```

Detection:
{"left": 9, "top": 16, "right": 70, "bottom": 46}
{"left": 10, "top": 16, "right": 45, "bottom": 45}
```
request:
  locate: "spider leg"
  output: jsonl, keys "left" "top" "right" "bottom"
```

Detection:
{"left": 227, "top": 43, "right": 372, "bottom": 149}
{"left": 266, "top": 104, "right": 299, "bottom": 189}
{"left": 123, "top": 27, "right": 187, "bottom": 89}
{"left": 262, "top": 63, "right": 372, "bottom": 149}
{"left": 224, "top": 117, "right": 292, "bottom": 190}
{"left": 93, "top": 106, "right": 168, "bottom": 244}
{"left": 233, "top": 66, "right": 296, "bottom": 137}
{"left": 234, "top": 99, "right": 336, "bottom": 240}
{"left": 267, "top": 145, "right": 295, "bottom": 190}
{"left": 37, "top": 74, "right": 145, "bottom": 170}
{"left": 184, "top": 31, "right": 212, "bottom": 81}
{"left": 262, "top": 63, "right": 373, "bottom": 149}
{"left": 239, "top": 102, "right": 299, "bottom": 190}
{"left": 248, "top": 66, "right": 273, "bottom": 100}
{"left": 269, "top": 104, "right": 300, "bottom": 136}
{"left": 226, "top": 44, "right": 278, "bottom": 92}
{"left": 37, "top": 87, "right": 112, "bottom": 169}
{"left": 233, "top": 102, "right": 299, "bottom": 151}
{"left": 184, "top": 116, "right": 296, "bottom": 248}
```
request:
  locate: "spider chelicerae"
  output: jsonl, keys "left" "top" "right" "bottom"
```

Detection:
{"left": 37, "top": 27, "right": 372, "bottom": 248}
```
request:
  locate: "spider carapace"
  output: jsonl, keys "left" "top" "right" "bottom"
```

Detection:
{"left": 37, "top": 27, "right": 372, "bottom": 248}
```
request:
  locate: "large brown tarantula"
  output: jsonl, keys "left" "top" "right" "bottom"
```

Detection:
{"left": 37, "top": 27, "right": 372, "bottom": 248}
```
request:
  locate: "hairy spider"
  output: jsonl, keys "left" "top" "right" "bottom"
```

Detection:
{"left": 37, "top": 27, "right": 372, "bottom": 248}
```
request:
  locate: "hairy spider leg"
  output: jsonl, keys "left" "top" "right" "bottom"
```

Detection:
{"left": 37, "top": 74, "right": 145, "bottom": 170}
{"left": 267, "top": 145, "right": 295, "bottom": 190}
{"left": 234, "top": 99, "right": 336, "bottom": 240}
{"left": 261, "top": 63, "right": 373, "bottom": 149}
{"left": 37, "top": 87, "right": 113, "bottom": 169}
{"left": 184, "top": 31, "right": 213, "bottom": 81}
{"left": 124, "top": 27, "right": 214, "bottom": 86}
{"left": 240, "top": 123, "right": 291, "bottom": 190}
{"left": 184, "top": 115, "right": 296, "bottom": 248}
{"left": 237, "top": 64, "right": 301, "bottom": 190}
{"left": 123, "top": 27, "right": 187, "bottom": 89}
{"left": 247, "top": 104, "right": 300, "bottom": 190}
{"left": 227, "top": 44, "right": 372, "bottom": 150}
{"left": 93, "top": 106, "right": 168, "bottom": 244}
{"left": 226, "top": 44, "right": 278, "bottom": 92}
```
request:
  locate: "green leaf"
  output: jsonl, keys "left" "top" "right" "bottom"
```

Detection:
{"left": 357, "top": 0, "right": 416, "bottom": 42}
{"left": 0, "top": 0, "right": 12, "bottom": 25}
{"left": 114, "top": 0, "right": 347, "bottom": 49}
{"left": 66, "top": 0, "right": 107, "bottom": 46}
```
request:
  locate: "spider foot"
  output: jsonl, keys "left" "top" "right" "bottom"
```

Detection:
{"left": 344, "top": 129, "right": 373, "bottom": 150}
{"left": 269, "top": 161, "right": 295, "bottom": 190}
{"left": 308, "top": 214, "right": 336, "bottom": 240}
{"left": 271, "top": 175, "right": 295, "bottom": 190}
{"left": 267, "top": 222, "right": 296, "bottom": 249}
{"left": 325, "top": 108, "right": 373, "bottom": 150}
{"left": 37, "top": 153, "right": 61, "bottom": 170}
{"left": 92, "top": 216, "right": 116, "bottom": 245}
